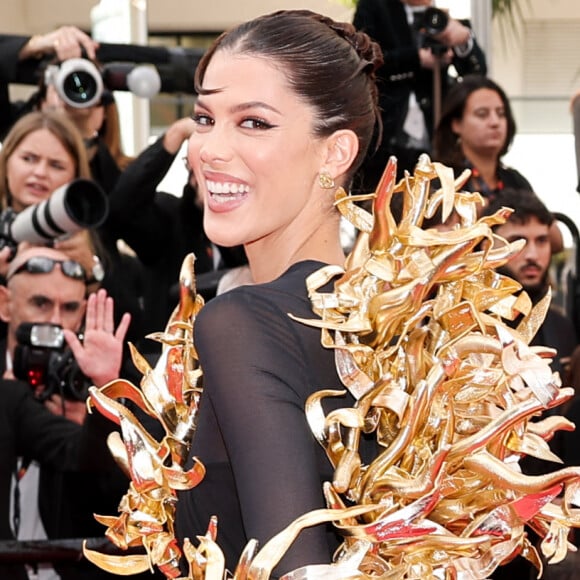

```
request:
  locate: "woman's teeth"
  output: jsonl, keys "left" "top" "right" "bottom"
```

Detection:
{"left": 206, "top": 180, "right": 249, "bottom": 195}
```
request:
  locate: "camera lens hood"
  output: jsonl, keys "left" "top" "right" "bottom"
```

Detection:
{"left": 54, "top": 58, "right": 104, "bottom": 108}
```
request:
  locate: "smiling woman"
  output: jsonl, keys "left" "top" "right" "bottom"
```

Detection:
{"left": 188, "top": 51, "right": 342, "bottom": 265}
{"left": 63, "top": 10, "right": 372, "bottom": 580}
{"left": 171, "top": 11, "right": 384, "bottom": 577}
{"left": 187, "top": 13, "right": 381, "bottom": 285}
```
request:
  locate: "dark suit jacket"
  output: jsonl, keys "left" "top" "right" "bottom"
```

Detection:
{"left": 0, "top": 377, "right": 117, "bottom": 578}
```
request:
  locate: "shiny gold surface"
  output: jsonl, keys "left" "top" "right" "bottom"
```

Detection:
{"left": 84, "top": 156, "right": 580, "bottom": 579}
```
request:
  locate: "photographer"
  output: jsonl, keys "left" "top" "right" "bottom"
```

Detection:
{"left": 0, "top": 245, "right": 130, "bottom": 579}
{"left": 0, "top": 26, "right": 98, "bottom": 139}
{"left": 352, "top": 0, "right": 487, "bottom": 189}
{"left": 0, "top": 110, "right": 101, "bottom": 279}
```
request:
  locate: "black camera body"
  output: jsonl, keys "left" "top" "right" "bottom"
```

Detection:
{"left": 13, "top": 323, "right": 90, "bottom": 402}
{"left": 413, "top": 7, "right": 450, "bottom": 54}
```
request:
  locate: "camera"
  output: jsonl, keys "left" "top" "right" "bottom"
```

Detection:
{"left": 44, "top": 58, "right": 162, "bottom": 108}
{"left": 45, "top": 58, "right": 104, "bottom": 108}
{"left": 13, "top": 323, "right": 90, "bottom": 401}
{"left": 0, "top": 178, "right": 109, "bottom": 255}
{"left": 413, "top": 7, "right": 450, "bottom": 53}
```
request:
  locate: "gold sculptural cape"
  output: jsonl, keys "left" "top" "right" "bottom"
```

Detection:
{"left": 83, "top": 154, "right": 580, "bottom": 579}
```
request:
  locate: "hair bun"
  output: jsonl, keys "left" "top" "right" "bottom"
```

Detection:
{"left": 332, "top": 22, "right": 384, "bottom": 73}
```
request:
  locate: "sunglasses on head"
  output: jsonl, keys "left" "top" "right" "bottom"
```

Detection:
{"left": 8, "top": 256, "right": 87, "bottom": 282}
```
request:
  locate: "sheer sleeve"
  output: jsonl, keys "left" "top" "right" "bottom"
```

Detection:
{"left": 189, "top": 283, "right": 340, "bottom": 577}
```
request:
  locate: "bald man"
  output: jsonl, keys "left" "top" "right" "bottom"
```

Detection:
{"left": 0, "top": 246, "right": 130, "bottom": 403}
{"left": 0, "top": 245, "right": 130, "bottom": 580}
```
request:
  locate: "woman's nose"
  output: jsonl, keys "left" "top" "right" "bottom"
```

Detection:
{"left": 32, "top": 160, "right": 49, "bottom": 176}
{"left": 196, "top": 127, "right": 232, "bottom": 166}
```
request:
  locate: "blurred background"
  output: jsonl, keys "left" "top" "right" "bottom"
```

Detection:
{"left": 2, "top": 0, "right": 580, "bottom": 229}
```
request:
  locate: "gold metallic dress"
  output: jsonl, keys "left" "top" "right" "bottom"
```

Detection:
{"left": 83, "top": 155, "right": 580, "bottom": 579}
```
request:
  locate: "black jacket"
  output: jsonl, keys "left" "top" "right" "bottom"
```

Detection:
{"left": 0, "top": 375, "right": 118, "bottom": 579}
{"left": 352, "top": 0, "right": 486, "bottom": 186}
{"left": 0, "top": 35, "right": 38, "bottom": 139}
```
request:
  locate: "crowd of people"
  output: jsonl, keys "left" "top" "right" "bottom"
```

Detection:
{"left": 1, "top": 2, "right": 580, "bottom": 579}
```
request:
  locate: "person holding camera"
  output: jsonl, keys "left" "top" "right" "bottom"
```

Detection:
{"left": 0, "top": 26, "right": 98, "bottom": 139}
{"left": 0, "top": 246, "right": 130, "bottom": 417}
{"left": 0, "top": 109, "right": 104, "bottom": 284}
{"left": 352, "top": 0, "right": 487, "bottom": 190}
{"left": 0, "top": 245, "right": 131, "bottom": 579}
{"left": 35, "top": 74, "right": 147, "bottom": 348}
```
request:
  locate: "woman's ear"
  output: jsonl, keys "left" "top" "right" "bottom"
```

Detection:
{"left": 323, "top": 129, "right": 359, "bottom": 181}
{"left": 451, "top": 118, "right": 461, "bottom": 137}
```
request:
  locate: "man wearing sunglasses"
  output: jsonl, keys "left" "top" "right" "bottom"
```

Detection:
{"left": 0, "top": 245, "right": 131, "bottom": 580}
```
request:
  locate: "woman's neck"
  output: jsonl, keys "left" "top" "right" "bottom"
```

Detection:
{"left": 244, "top": 217, "right": 345, "bottom": 284}
{"left": 464, "top": 149, "right": 499, "bottom": 188}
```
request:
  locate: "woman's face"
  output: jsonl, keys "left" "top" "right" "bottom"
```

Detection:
{"left": 187, "top": 50, "right": 329, "bottom": 249}
{"left": 6, "top": 128, "right": 77, "bottom": 212}
{"left": 451, "top": 88, "right": 508, "bottom": 160}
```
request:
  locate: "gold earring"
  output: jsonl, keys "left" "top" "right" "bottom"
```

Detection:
{"left": 318, "top": 172, "right": 335, "bottom": 190}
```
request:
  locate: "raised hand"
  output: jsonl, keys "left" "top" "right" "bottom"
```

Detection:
{"left": 63, "top": 288, "right": 131, "bottom": 388}
{"left": 20, "top": 25, "right": 99, "bottom": 62}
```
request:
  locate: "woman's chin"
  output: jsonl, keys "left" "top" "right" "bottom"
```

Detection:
{"left": 205, "top": 229, "right": 245, "bottom": 250}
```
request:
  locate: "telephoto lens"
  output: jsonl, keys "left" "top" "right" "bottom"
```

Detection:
{"left": 9, "top": 178, "right": 109, "bottom": 245}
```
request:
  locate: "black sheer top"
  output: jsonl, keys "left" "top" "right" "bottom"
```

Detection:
{"left": 176, "top": 260, "right": 357, "bottom": 577}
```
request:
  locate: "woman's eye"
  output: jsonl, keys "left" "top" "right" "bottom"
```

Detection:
{"left": 192, "top": 113, "right": 213, "bottom": 127}
{"left": 240, "top": 118, "right": 273, "bottom": 130}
